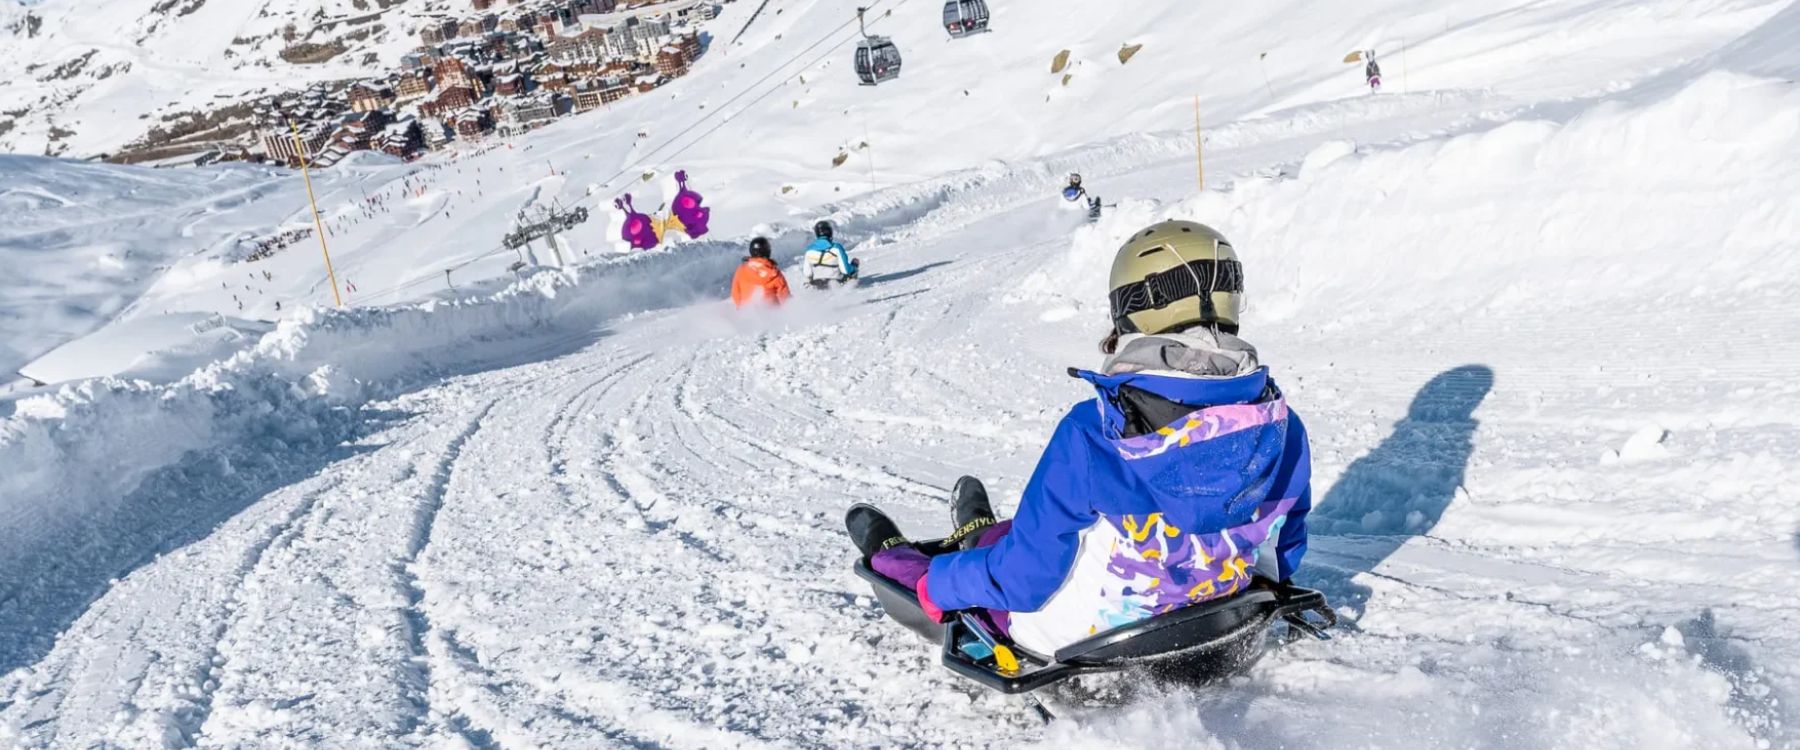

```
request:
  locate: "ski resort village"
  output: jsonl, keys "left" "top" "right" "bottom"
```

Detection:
{"left": 164, "top": 0, "right": 713, "bottom": 168}
{"left": 2, "top": 0, "right": 1799, "bottom": 748}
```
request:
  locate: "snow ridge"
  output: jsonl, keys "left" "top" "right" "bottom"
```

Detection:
{"left": 0, "top": 240, "right": 745, "bottom": 676}
{"left": 398, "top": 401, "right": 496, "bottom": 744}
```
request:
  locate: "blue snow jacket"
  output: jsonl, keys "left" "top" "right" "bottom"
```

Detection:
{"left": 926, "top": 350, "right": 1312, "bottom": 652}
{"left": 805, "top": 237, "right": 855, "bottom": 275}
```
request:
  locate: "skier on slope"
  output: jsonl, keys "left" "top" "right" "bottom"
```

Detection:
{"left": 1061, "top": 173, "right": 1103, "bottom": 221}
{"left": 1365, "top": 50, "right": 1383, "bottom": 92}
{"left": 845, "top": 220, "right": 1314, "bottom": 656}
{"left": 1061, "top": 173, "right": 1087, "bottom": 204}
{"left": 803, "top": 220, "right": 858, "bottom": 289}
{"left": 731, "top": 236, "right": 792, "bottom": 308}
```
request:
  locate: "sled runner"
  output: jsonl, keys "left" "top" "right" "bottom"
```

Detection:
{"left": 853, "top": 548, "right": 1336, "bottom": 695}
{"left": 805, "top": 270, "right": 860, "bottom": 290}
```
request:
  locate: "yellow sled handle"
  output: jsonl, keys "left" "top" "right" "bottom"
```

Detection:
{"left": 992, "top": 645, "right": 1021, "bottom": 676}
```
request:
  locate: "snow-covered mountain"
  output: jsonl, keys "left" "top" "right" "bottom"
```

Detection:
{"left": 0, "top": 0, "right": 462, "bottom": 157}
{"left": 3, "top": 0, "right": 1799, "bottom": 746}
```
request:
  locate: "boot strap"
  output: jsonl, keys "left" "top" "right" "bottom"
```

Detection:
{"left": 942, "top": 516, "right": 997, "bottom": 547}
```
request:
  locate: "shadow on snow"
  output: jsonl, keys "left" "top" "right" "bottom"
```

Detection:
{"left": 858, "top": 260, "right": 954, "bottom": 288}
{"left": 1303, "top": 364, "right": 1495, "bottom": 623}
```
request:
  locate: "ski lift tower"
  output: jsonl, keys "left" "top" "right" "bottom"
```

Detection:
{"left": 503, "top": 202, "right": 591, "bottom": 268}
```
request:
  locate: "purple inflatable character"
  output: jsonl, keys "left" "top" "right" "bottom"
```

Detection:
{"left": 669, "top": 170, "right": 710, "bottom": 238}
{"left": 615, "top": 194, "right": 658, "bottom": 250}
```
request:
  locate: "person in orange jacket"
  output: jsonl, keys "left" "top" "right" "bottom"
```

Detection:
{"left": 731, "top": 236, "right": 792, "bottom": 308}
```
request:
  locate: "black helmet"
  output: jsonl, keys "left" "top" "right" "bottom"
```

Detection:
{"left": 748, "top": 236, "right": 772, "bottom": 258}
{"left": 813, "top": 220, "right": 833, "bottom": 239}
{"left": 1068, "top": 172, "right": 1082, "bottom": 186}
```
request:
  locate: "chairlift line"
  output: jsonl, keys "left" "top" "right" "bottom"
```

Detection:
{"left": 595, "top": 0, "right": 918, "bottom": 198}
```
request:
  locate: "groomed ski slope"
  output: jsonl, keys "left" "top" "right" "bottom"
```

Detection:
{"left": 8, "top": 0, "right": 1791, "bottom": 387}
{"left": 4, "top": 0, "right": 1800, "bottom": 747}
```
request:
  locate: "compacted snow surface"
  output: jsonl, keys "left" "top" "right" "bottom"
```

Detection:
{"left": 3, "top": 0, "right": 1799, "bottom": 747}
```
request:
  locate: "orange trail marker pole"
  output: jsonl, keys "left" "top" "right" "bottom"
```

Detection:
{"left": 1193, "top": 95, "right": 1206, "bottom": 192}
{"left": 288, "top": 118, "right": 343, "bottom": 308}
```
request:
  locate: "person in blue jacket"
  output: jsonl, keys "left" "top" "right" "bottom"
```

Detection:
{"left": 846, "top": 220, "right": 1312, "bottom": 656}
{"left": 1062, "top": 173, "right": 1088, "bottom": 203}
{"left": 803, "top": 220, "right": 858, "bottom": 289}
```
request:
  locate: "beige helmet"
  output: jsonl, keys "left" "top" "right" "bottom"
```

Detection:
{"left": 1107, "top": 220, "right": 1244, "bottom": 335}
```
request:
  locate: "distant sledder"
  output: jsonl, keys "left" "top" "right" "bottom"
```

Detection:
{"left": 845, "top": 221, "right": 1336, "bottom": 718}
{"left": 803, "top": 220, "right": 860, "bottom": 289}
{"left": 1060, "top": 173, "right": 1104, "bottom": 221}
{"left": 1061, "top": 172, "right": 1087, "bottom": 203}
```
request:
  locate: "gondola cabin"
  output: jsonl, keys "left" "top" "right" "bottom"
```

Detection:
{"left": 942, "top": 0, "right": 990, "bottom": 38}
{"left": 854, "top": 37, "right": 902, "bottom": 85}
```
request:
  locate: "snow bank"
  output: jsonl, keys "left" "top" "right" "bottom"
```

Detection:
{"left": 3, "top": 120, "right": 1178, "bottom": 579}
{"left": 1012, "top": 71, "right": 1800, "bottom": 330}
{"left": 0, "top": 240, "right": 745, "bottom": 640}
{"left": 17, "top": 313, "right": 271, "bottom": 386}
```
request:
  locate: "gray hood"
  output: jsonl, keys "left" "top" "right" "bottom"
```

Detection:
{"left": 1102, "top": 328, "right": 1260, "bottom": 379}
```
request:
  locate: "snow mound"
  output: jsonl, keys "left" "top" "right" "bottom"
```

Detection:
{"left": 1606, "top": 425, "right": 1673, "bottom": 464}
{"left": 1014, "top": 71, "right": 1800, "bottom": 331}
{"left": 0, "top": 240, "right": 745, "bottom": 666}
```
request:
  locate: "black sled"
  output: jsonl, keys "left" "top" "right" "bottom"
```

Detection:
{"left": 853, "top": 548, "right": 1336, "bottom": 696}
{"left": 805, "top": 274, "right": 859, "bottom": 291}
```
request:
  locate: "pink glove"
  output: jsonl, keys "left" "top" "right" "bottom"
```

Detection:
{"left": 871, "top": 546, "right": 949, "bottom": 622}
{"left": 917, "top": 573, "right": 947, "bottom": 623}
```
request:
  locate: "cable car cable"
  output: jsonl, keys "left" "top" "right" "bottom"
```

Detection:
{"left": 594, "top": 0, "right": 916, "bottom": 197}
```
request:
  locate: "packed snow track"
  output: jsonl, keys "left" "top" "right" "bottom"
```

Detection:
{"left": 7, "top": 143, "right": 1799, "bottom": 744}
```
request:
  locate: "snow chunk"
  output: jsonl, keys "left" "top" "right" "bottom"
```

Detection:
{"left": 1604, "top": 425, "right": 1671, "bottom": 463}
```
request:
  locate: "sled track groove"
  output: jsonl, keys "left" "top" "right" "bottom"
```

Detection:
{"left": 540, "top": 353, "right": 651, "bottom": 453}
{"left": 182, "top": 477, "right": 347, "bottom": 744}
{"left": 537, "top": 357, "right": 646, "bottom": 516}
{"left": 610, "top": 398, "right": 732, "bottom": 564}
{"left": 398, "top": 400, "right": 499, "bottom": 742}
{"left": 663, "top": 351, "right": 769, "bottom": 476}
{"left": 654, "top": 354, "right": 744, "bottom": 476}
{"left": 12, "top": 655, "right": 75, "bottom": 744}
{"left": 672, "top": 364, "right": 942, "bottom": 499}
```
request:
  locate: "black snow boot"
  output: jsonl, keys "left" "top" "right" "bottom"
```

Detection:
{"left": 943, "top": 476, "right": 998, "bottom": 551}
{"left": 846, "top": 503, "right": 909, "bottom": 561}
